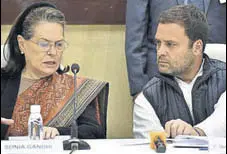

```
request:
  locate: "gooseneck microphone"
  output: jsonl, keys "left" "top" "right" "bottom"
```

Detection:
{"left": 63, "top": 63, "right": 90, "bottom": 151}
{"left": 70, "top": 63, "right": 80, "bottom": 139}
{"left": 71, "top": 63, "right": 80, "bottom": 75}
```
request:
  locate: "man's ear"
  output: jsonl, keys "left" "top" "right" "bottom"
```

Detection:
{"left": 17, "top": 35, "right": 26, "bottom": 54}
{"left": 192, "top": 39, "right": 203, "bottom": 56}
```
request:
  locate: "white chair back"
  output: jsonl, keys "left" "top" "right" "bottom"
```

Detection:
{"left": 1, "top": 44, "right": 10, "bottom": 68}
{"left": 204, "top": 43, "right": 226, "bottom": 62}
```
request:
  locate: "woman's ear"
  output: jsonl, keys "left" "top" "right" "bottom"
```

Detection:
{"left": 192, "top": 39, "right": 203, "bottom": 56}
{"left": 17, "top": 35, "right": 26, "bottom": 54}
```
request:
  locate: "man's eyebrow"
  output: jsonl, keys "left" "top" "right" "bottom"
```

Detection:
{"left": 163, "top": 40, "right": 177, "bottom": 43}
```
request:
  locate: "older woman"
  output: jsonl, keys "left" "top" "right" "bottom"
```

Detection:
{"left": 1, "top": 2, "right": 108, "bottom": 140}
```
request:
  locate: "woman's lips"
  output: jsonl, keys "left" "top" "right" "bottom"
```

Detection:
{"left": 43, "top": 61, "right": 57, "bottom": 67}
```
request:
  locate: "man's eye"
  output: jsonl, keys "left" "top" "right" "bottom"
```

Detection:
{"left": 38, "top": 42, "right": 49, "bottom": 48}
{"left": 166, "top": 42, "right": 176, "bottom": 48}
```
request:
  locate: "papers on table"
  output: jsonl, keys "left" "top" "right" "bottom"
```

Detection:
{"left": 8, "top": 135, "right": 70, "bottom": 141}
{"left": 169, "top": 135, "right": 208, "bottom": 148}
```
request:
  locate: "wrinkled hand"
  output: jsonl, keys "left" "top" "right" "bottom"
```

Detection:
{"left": 165, "top": 119, "right": 198, "bottom": 138}
{"left": 43, "top": 127, "right": 60, "bottom": 139}
{"left": 1, "top": 117, "right": 14, "bottom": 125}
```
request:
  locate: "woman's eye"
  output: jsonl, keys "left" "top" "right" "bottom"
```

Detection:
{"left": 38, "top": 42, "right": 49, "bottom": 48}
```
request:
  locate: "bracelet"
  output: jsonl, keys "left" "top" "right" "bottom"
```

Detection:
{"left": 193, "top": 127, "right": 202, "bottom": 136}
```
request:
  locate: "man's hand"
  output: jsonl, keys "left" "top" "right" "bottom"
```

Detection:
{"left": 1, "top": 117, "right": 14, "bottom": 125}
{"left": 43, "top": 127, "right": 60, "bottom": 139}
{"left": 165, "top": 119, "right": 199, "bottom": 138}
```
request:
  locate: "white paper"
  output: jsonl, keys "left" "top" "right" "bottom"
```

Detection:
{"left": 171, "top": 135, "right": 208, "bottom": 148}
{"left": 9, "top": 135, "right": 70, "bottom": 141}
{"left": 208, "top": 137, "right": 226, "bottom": 154}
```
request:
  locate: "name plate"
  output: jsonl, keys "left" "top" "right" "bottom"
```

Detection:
{"left": 1, "top": 140, "right": 64, "bottom": 153}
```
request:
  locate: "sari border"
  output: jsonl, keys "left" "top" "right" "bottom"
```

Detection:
{"left": 46, "top": 78, "right": 108, "bottom": 127}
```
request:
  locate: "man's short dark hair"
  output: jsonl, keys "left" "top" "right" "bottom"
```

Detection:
{"left": 158, "top": 5, "right": 208, "bottom": 51}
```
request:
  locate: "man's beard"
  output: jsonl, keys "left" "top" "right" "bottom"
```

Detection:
{"left": 158, "top": 50, "right": 195, "bottom": 77}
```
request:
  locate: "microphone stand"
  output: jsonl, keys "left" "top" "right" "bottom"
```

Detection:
{"left": 63, "top": 64, "right": 90, "bottom": 151}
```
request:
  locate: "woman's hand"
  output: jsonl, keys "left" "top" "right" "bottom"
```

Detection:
{"left": 1, "top": 117, "right": 14, "bottom": 125}
{"left": 43, "top": 126, "right": 60, "bottom": 139}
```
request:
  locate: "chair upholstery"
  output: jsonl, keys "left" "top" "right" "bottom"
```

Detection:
{"left": 1, "top": 44, "right": 9, "bottom": 68}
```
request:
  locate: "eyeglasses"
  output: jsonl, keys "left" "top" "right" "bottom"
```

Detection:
{"left": 28, "top": 38, "right": 68, "bottom": 53}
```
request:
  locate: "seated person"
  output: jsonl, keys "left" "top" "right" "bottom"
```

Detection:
{"left": 1, "top": 2, "right": 109, "bottom": 140}
{"left": 193, "top": 91, "right": 226, "bottom": 137}
{"left": 133, "top": 5, "right": 226, "bottom": 139}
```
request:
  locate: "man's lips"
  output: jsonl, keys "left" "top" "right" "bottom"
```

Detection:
{"left": 158, "top": 60, "right": 168, "bottom": 64}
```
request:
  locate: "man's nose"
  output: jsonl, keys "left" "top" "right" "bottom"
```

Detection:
{"left": 157, "top": 44, "right": 167, "bottom": 56}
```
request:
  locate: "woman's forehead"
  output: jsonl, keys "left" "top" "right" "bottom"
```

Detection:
{"left": 32, "top": 22, "right": 64, "bottom": 40}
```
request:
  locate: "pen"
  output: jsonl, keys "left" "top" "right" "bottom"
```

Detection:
{"left": 199, "top": 147, "right": 208, "bottom": 151}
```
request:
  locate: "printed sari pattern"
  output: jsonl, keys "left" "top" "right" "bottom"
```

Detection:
{"left": 8, "top": 73, "right": 107, "bottom": 136}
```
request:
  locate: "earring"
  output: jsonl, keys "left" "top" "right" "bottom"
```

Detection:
{"left": 47, "top": 51, "right": 51, "bottom": 55}
{"left": 21, "top": 51, "right": 24, "bottom": 55}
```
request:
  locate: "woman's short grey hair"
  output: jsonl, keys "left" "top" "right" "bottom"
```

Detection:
{"left": 1, "top": 2, "right": 68, "bottom": 77}
{"left": 22, "top": 7, "right": 66, "bottom": 40}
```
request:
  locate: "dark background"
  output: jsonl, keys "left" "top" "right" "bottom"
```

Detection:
{"left": 1, "top": 0, "right": 126, "bottom": 24}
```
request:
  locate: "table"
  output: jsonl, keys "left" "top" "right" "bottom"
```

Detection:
{"left": 68, "top": 139, "right": 209, "bottom": 154}
{"left": 1, "top": 138, "right": 210, "bottom": 154}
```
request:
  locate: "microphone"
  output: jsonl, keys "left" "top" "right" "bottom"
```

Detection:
{"left": 63, "top": 63, "right": 90, "bottom": 151}
{"left": 71, "top": 63, "right": 80, "bottom": 74}
{"left": 70, "top": 63, "right": 80, "bottom": 139}
{"left": 150, "top": 131, "right": 166, "bottom": 153}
